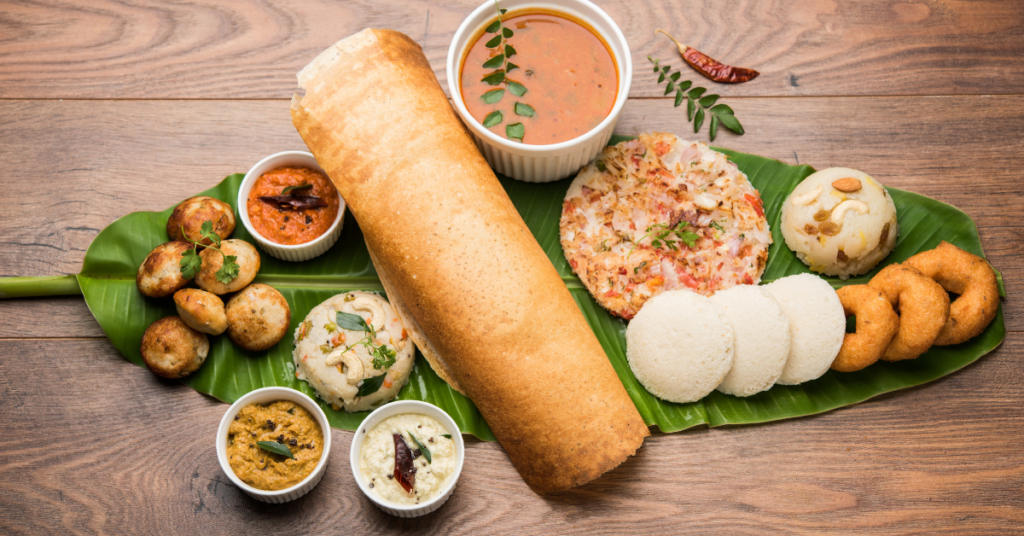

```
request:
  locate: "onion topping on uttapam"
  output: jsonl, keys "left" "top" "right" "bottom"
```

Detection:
{"left": 560, "top": 133, "right": 771, "bottom": 319}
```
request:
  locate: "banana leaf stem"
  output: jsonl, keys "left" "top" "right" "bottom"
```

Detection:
{"left": 0, "top": 275, "right": 82, "bottom": 299}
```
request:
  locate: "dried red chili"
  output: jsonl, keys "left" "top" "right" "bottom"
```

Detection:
{"left": 392, "top": 433, "right": 416, "bottom": 493}
{"left": 656, "top": 30, "right": 759, "bottom": 84}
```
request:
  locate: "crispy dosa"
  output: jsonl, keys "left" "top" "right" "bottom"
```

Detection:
{"left": 291, "top": 29, "right": 648, "bottom": 493}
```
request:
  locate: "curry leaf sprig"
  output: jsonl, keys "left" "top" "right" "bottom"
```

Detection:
{"left": 179, "top": 220, "right": 240, "bottom": 284}
{"left": 626, "top": 221, "right": 700, "bottom": 258}
{"left": 480, "top": 1, "right": 532, "bottom": 142}
{"left": 648, "top": 56, "right": 744, "bottom": 142}
{"left": 335, "top": 311, "right": 397, "bottom": 371}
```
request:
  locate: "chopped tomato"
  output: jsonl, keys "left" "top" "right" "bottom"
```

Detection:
{"left": 604, "top": 290, "right": 621, "bottom": 298}
{"left": 625, "top": 283, "right": 636, "bottom": 292}
{"left": 653, "top": 141, "right": 672, "bottom": 157}
{"left": 621, "top": 311, "right": 635, "bottom": 320}
{"left": 680, "top": 273, "right": 699, "bottom": 289}
{"left": 618, "top": 267, "right": 628, "bottom": 275}
{"left": 745, "top": 193, "right": 764, "bottom": 217}
{"left": 570, "top": 259, "right": 578, "bottom": 270}
{"left": 744, "top": 273, "right": 754, "bottom": 284}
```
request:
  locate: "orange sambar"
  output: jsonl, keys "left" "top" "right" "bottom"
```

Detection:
{"left": 247, "top": 167, "right": 340, "bottom": 246}
{"left": 460, "top": 10, "right": 618, "bottom": 145}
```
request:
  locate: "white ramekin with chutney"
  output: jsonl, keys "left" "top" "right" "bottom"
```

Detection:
{"left": 217, "top": 386, "right": 332, "bottom": 503}
{"left": 239, "top": 151, "right": 346, "bottom": 262}
{"left": 447, "top": 0, "right": 632, "bottom": 182}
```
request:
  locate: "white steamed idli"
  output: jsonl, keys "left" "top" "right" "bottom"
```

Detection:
{"left": 764, "top": 274, "right": 845, "bottom": 385}
{"left": 710, "top": 285, "right": 790, "bottom": 397}
{"left": 625, "top": 290, "right": 733, "bottom": 403}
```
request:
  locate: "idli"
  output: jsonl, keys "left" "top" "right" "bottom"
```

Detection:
{"left": 625, "top": 290, "right": 733, "bottom": 403}
{"left": 764, "top": 274, "right": 845, "bottom": 384}
{"left": 710, "top": 285, "right": 790, "bottom": 397}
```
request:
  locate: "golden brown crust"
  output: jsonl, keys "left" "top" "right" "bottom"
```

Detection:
{"left": 195, "top": 239, "right": 260, "bottom": 295}
{"left": 291, "top": 29, "right": 648, "bottom": 493}
{"left": 140, "top": 316, "right": 209, "bottom": 378}
{"left": 136, "top": 241, "right": 193, "bottom": 298}
{"left": 167, "top": 196, "right": 236, "bottom": 245}
{"left": 225, "top": 283, "right": 291, "bottom": 351}
{"left": 173, "top": 288, "right": 228, "bottom": 335}
{"left": 832, "top": 285, "right": 899, "bottom": 372}
{"left": 904, "top": 241, "right": 1000, "bottom": 346}
{"left": 869, "top": 264, "right": 950, "bottom": 361}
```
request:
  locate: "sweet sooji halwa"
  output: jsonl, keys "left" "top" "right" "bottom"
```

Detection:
{"left": 460, "top": 10, "right": 617, "bottom": 145}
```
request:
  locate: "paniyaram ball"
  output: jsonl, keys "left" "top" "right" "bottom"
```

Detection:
{"left": 625, "top": 290, "right": 734, "bottom": 404}
{"left": 763, "top": 274, "right": 845, "bottom": 385}
{"left": 710, "top": 285, "right": 791, "bottom": 397}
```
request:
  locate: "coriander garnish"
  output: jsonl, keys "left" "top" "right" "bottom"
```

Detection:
{"left": 626, "top": 221, "right": 700, "bottom": 258}
{"left": 647, "top": 56, "right": 744, "bottom": 141}
{"left": 478, "top": 1, "right": 534, "bottom": 142}
{"left": 178, "top": 221, "right": 240, "bottom": 284}
{"left": 335, "top": 311, "right": 397, "bottom": 371}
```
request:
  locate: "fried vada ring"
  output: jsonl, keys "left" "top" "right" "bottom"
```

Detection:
{"left": 832, "top": 285, "right": 900, "bottom": 372}
{"left": 904, "top": 242, "right": 999, "bottom": 346}
{"left": 868, "top": 264, "right": 950, "bottom": 361}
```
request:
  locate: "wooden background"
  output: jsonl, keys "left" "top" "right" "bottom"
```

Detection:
{"left": 1, "top": 0, "right": 1022, "bottom": 533}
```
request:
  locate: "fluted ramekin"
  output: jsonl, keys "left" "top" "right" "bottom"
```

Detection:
{"left": 217, "top": 387, "right": 332, "bottom": 503}
{"left": 446, "top": 0, "right": 631, "bottom": 183}
{"left": 350, "top": 401, "right": 465, "bottom": 517}
{"left": 238, "top": 151, "right": 346, "bottom": 262}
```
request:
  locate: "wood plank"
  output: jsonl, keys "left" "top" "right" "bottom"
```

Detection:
{"left": 1, "top": 0, "right": 1023, "bottom": 99}
{"left": 0, "top": 336, "right": 1020, "bottom": 534}
{"left": 1, "top": 96, "right": 1020, "bottom": 335}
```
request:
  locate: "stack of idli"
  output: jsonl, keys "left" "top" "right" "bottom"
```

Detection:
{"left": 625, "top": 274, "right": 845, "bottom": 402}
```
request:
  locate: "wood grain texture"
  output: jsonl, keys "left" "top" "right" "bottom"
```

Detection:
{"left": 0, "top": 97, "right": 1020, "bottom": 336}
{"left": 1, "top": 0, "right": 1023, "bottom": 99}
{"left": 0, "top": 336, "right": 1020, "bottom": 535}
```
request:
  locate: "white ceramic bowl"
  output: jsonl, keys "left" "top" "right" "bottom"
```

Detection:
{"left": 238, "top": 151, "right": 346, "bottom": 262}
{"left": 350, "top": 401, "right": 465, "bottom": 517}
{"left": 216, "top": 386, "right": 332, "bottom": 503}
{"left": 447, "top": 0, "right": 631, "bottom": 183}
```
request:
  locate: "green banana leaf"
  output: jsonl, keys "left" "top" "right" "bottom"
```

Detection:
{"left": 76, "top": 137, "right": 1005, "bottom": 439}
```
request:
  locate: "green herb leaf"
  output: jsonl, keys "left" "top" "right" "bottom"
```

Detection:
{"left": 407, "top": 431, "right": 432, "bottom": 464}
{"left": 670, "top": 72, "right": 681, "bottom": 81}
{"left": 694, "top": 107, "right": 705, "bottom": 133}
{"left": 507, "top": 81, "right": 527, "bottom": 97}
{"left": 678, "top": 80, "right": 693, "bottom": 92}
{"left": 709, "top": 114, "right": 720, "bottom": 142}
{"left": 506, "top": 62, "right": 519, "bottom": 72}
{"left": 486, "top": 20, "right": 501, "bottom": 33}
{"left": 716, "top": 112, "right": 744, "bottom": 135}
{"left": 596, "top": 160, "right": 607, "bottom": 172}
{"left": 481, "top": 70, "right": 505, "bottom": 85}
{"left": 442, "top": 434, "right": 453, "bottom": 439}
{"left": 257, "top": 441, "right": 295, "bottom": 459}
{"left": 634, "top": 261, "right": 648, "bottom": 274}
{"left": 699, "top": 94, "right": 720, "bottom": 108}
{"left": 514, "top": 102, "right": 535, "bottom": 117}
{"left": 281, "top": 182, "right": 311, "bottom": 195}
{"left": 372, "top": 344, "right": 397, "bottom": 370}
{"left": 499, "top": 8, "right": 507, "bottom": 14}
{"left": 662, "top": 65, "right": 670, "bottom": 73}
{"left": 505, "top": 44, "right": 516, "bottom": 57}
{"left": 679, "top": 231, "right": 700, "bottom": 248}
{"left": 688, "top": 87, "right": 706, "bottom": 100}
{"left": 485, "top": 34, "right": 502, "bottom": 48}
{"left": 664, "top": 82, "right": 675, "bottom": 95}
{"left": 215, "top": 254, "right": 239, "bottom": 284}
{"left": 657, "top": 72, "right": 665, "bottom": 83}
{"left": 710, "top": 103, "right": 735, "bottom": 116}
{"left": 198, "top": 220, "right": 221, "bottom": 247}
{"left": 687, "top": 97, "right": 695, "bottom": 121}
{"left": 481, "top": 89, "right": 505, "bottom": 104}
{"left": 710, "top": 221, "right": 725, "bottom": 232}
{"left": 482, "top": 110, "right": 503, "bottom": 128}
{"left": 482, "top": 54, "right": 504, "bottom": 69}
{"left": 674, "top": 89, "right": 685, "bottom": 107}
{"left": 336, "top": 311, "right": 370, "bottom": 332}
{"left": 506, "top": 122, "right": 525, "bottom": 141}
{"left": 179, "top": 248, "right": 201, "bottom": 279}
{"left": 357, "top": 373, "right": 388, "bottom": 397}
{"left": 502, "top": 27, "right": 513, "bottom": 38}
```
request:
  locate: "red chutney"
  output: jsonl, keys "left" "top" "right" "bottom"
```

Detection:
{"left": 460, "top": 10, "right": 618, "bottom": 145}
{"left": 247, "top": 167, "right": 340, "bottom": 245}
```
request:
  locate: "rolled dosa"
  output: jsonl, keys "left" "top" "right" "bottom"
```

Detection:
{"left": 291, "top": 29, "right": 648, "bottom": 493}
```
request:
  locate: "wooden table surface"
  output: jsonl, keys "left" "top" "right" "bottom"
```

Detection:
{"left": 1, "top": 0, "right": 1022, "bottom": 534}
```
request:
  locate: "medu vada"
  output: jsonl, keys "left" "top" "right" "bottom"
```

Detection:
{"left": 904, "top": 241, "right": 999, "bottom": 346}
{"left": 868, "top": 264, "right": 950, "bottom": 361}
{"left": 832, "top": 285, "right": 900, "bottom": 372}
